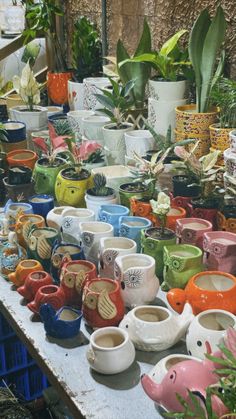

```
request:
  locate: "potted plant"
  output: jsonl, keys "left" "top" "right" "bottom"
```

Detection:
{"left": 79, "top": 140, "right": 105, "bottom": 171}
{"left": 119, "top": 182, "right": 149, "bottom": 209}
{"left": 85, "top": 173, "right": 118, "bottom": 218}
{"left": 175, "top": 6, "right": 226, "bottom": 157}
{"left": 68, "top": 16, "right": 103, "bottom": 111}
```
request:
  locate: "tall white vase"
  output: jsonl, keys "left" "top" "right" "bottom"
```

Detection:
{"left": 68, "top": 80, "right": 84, "bottom": 111}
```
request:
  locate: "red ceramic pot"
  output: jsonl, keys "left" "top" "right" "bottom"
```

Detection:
{"left": 187, "top": 203, "right": 218, "bottom": 230}
{"left": 47, "top": 71, "right": 73, "bottom": 104}
{"left": 82, "top": 278, "right": 125, "bottom": 328}
{"left": 171, "top": 196, "right": 193, "bottom": 217}
{"left": 18, "top": 271, "right": 53, "bottom": 302}
{"left": 27, "top": 285, "right": 66, "bottom": 314}
{"left": 8, "top": 259, "right": 43, "bottom": 287}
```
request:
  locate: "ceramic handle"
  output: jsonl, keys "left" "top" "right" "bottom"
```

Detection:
{"left": 87, "top": 348, "right": 96, "bottom": 363}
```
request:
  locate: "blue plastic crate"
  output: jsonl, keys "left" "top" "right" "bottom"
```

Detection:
{"left": 2, "top": 370, "right": 30, "bottom": 400}
{"left": 3, "top": 336, "right": 28, "bottom": 373}
{"left": 28, "top": 365, "right": 48, "bottom": 400}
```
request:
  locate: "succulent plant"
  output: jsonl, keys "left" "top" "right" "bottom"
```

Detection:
{"left": 91, "top": 173, "right": 113, "bottom": 197}
{"left": 53, "top": 119, "right": 73, "bottom": 137}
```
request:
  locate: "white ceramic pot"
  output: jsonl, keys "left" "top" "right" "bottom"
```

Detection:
{"left": 67, "top": 110, "right": 95, "bottom": 139}
{"left": 86, "top": 326, "right": 135, "bottom": 374}
{"left": 149, "top": 79, "right": 187, "bottom": 101}
{"left": 10, "top": 106, "right": 48, "bottom": 132}
{"left": 102, "top": 123, "right": 134, "bottom": 165}
{"left": 4, "top": 5, "right": 25, "bottom": 33}
{"left": 79, "top": 221, "right": 114, "bottom": 265}
{"left": 124, "top": 130, "right": 154, "bottom": 158}
{"left": 68, "top": 80, "right": 84, "bottom": 111}
{"left": 83, "top": 77, "right": 111, "bottom": 111}
{"left": 82, "top": 115, "right": 110, "bottom": 144}
{"left": 46, "top": 206, "right": 72, "bottom": 230}
{"left": 148, "top": 97, "right": 187, "bottom": 139}
{"left": 85, "top": 192, "right": 118, "bottom": 219}
{"left": 91, "top": 165, "right": 134, "bottom": 192}
{"left": 229, "top": 130, "right": 236, "bottom": 152}
{"left": 114, "top": 253, "right": 159, "bottom": 308}
{"left": 186, "top": 309, "right": 236, "bottom": 359}
{"left": 46, "top": 106, "right": 63, "bottom": 118}
{"left": 61, "top": 208, "right": 95, "bottom": 243}
{"left": 148, "top": 353, "right": 200, "bottom": 384}
{"left": 99, "top": 237, "right": 137, "bottom": 279}
{"left": 119, "top": 303, "right": 193, "bottom": 351}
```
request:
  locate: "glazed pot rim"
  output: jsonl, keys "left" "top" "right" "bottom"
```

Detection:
{"left": 192, "top": 271, "right": 236, "bottom": 292}
{"left": 102, "top": 122, "right": 134, "bottom": 131}
{"left": 120, "top": 216, "right": 152, "bottom": 227}
{"left": 38, "top": 285, "right": 59, "bottom": 294}
{"left": 79, "top": 221, "right": 113, "bottom": 234}
{"left": 36, "top": 156, "right": 67, "bottom": 167}
{"left": 29, "top": 194, "right": 54, "bottom": 203}
{"left": 133, "top": 305, "right": 171, "bottom": 324}
{"left": 18, "top": 259, "right": 40, "bottom": 268}
{"left": 116, "top": 253, "right": 155, "bottom": 269}
{"left": 7, "top": 149, "right": 37, "bottom": 160}
{"left": 90, "top": 326, "right": 128, "bottom": 351}
{"left": 62, "top": 208, "right": 95, "bottom": 218}
{"left": 175, "top": 104, "right": 219, "bottom": 115}
{"left": 204, "top": 231, "right": 236, "bottom": 241}
{"left": 119, "top": 182, "right": 148, "bottom": 192}
{"left": 11, "top": 105, "right": 48, "bottom": 112}
{"left": 209, "top": 123, "right": 234, "bottom": 131}
{"left": 99, "top": 204, "right": 128, "bottom": 214}
{"left": 144, "top": 227, "right": 176, "bottom": 240}
{"left": 3, "top": 120, "right": 26, "bottom": 129}
{"left": 196, "top": 309, "right": 236, "bottom": 330}
{"left": 64, "top": 260, "right": 95, "bottom": 270}
{"left": 3, "top": 177, "right": 35, "bottom": 188}
{"left": 164, "top": 244, "right": 202, "bottom": 258}
{"left": 57, "top": 306, "right": 82, "bottom": 322}
{"left": 176, "top": 218, "right": 212, "bottom": 228}
{"left": 29, "top": 271, "right": 48, "bottom": 280}
{"left": 60, "top": 167, "right": 91, "bottom": 181}
{"left": 100, "top": 237, "right": 136, "bottom": 250}
{"left": 54, "top": 244, "right": 83, "bottom": 255}
{"left": 17, "top": 214, "right": 44, "bottom": 222}
{"left": 30, "top": 227, "right": 58, "bottom": 237}
{"left": 87, "top": 278, "right": 119, "bottom": 295}
{"left": 150, "top": 77, "right": 187, "bottom": 83}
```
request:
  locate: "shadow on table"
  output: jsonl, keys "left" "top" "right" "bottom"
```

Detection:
{"left": 45, "top": 331, "right": 89, "bottom": 348}
{"left": 135, "top": 340, "right": 187, "bottom": 365}
{"left": 90, "top": 360, "right": 141, "bottom": 390}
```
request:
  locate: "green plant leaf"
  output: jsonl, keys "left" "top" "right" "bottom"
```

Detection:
{"left": 94, "top": 94, "right": 114, "bottom": 111}
{"left": 160, "top": 29, "right": 188, "bottom": 56}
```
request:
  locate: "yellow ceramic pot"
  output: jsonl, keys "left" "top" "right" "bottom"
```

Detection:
{"left": 210, "top": 124, "right": 232, "bottom": 151}
{"left": 55, "top": 167, "right": 93, "bottom": 207}
{"left": 15, "top": 214, "right": 45, "bottom": 248}
{"left": 175, "top": 129, "right": 210, "bottom": 158}
{"left": 8, "top": 259, "right": 43, "bottom": 287}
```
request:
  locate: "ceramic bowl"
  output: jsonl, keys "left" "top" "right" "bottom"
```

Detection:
{"left": 8, "top": 259, "right": 43, "bottom": 287}
{"left": 40, "top": 304, "right": 82, "bottom": 339}
{"left": 18, "top": 270, "right": 53, "bottom": 302}
{"left": 27, "top": 284, "right": 66, "bottom": 314}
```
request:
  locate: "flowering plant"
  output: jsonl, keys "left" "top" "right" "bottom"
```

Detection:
{"left": 13, "top": 61, "right": 42, "bottom": 111}
{"left": 150, "top": 192, "right": 170, "bottom": 235}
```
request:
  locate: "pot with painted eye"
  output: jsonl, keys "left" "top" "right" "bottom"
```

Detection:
{"left": 114, "top": 253, "right": 159, "bottom": 308}
{"left": 203, "top": 231, "right": 236, "bottom": 274}
{"left": 176, "top": 218, "right": 212, "bottom": 249}
{"left": 50, "top": 243, "right": 85, "bottom": 284}
{"left": 99, "top": 237, "right": 137, "bottom": 279}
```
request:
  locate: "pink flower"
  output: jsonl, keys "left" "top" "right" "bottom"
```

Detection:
{"left": 78, "top": 141, "right": 101, "bottom": 161}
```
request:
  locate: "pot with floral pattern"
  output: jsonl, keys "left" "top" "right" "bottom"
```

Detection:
{"left": 98, "top": 205, "right": 130, "bottom": 236}
{"left": 27, "top": 227, "right": 59, "bottom": 271}
{"left": 79, "top": 221, "right": 114, "bottom": 266}
{"left": 176, "top": 218, "right": 212, "bottom": 250}
{"left": 50, "top": 243, "right": 85, "bottom": 284}
{"left": 61, "top": 208, "right": 95, "bottom": 244}
{"left": 99, "top": 237, "right": 137, "bottom": 279}
{"left": 114, "top": 253, "right": 159, "bottom": 308}
{"left": 118, "top": 216, "right": 152, "bottom": 252}
{"left": 0, "top": 232, "right": 26, "bottom": 278}
{"left": 15, "top": 214, "right": 45, "bottom": 248}
{"left": 162, "top": 244, "right": 203, "bottom": 291}
{"left": 203, "top": 231, "right": 236, "bottom": 274}
{"left": 17, "top": 271, "right": 53, "bottom": 302}
{"left": 82, "top": 278, "right": 125, "bottom": 328}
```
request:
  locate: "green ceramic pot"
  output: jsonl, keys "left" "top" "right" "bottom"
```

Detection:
{"left": 33, "top": 157, "right": 68, "bottom": 196}
{"left": 162, "top": 244, "right": 203, "bottom": 291}
{"left": 119, "top": 182, "right": 148, "bottom": 209}
{"left": 141, "top": 227, "right": 176, "bottom": 280}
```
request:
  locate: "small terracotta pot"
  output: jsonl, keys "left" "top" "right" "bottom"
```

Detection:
{"left": 47, "top": 71, "right": 73, "bottom": 105}
{"left": 15, "top": 214, "right": 45, "bottom": 248}
{"left": 8, "top": 259, "right": 43, "bottom": 287}
{"left": 28, "top": 284, "right": 66, "bottom": 314}
{"left": 18, "top": 271, "right": 53, "bottom": 302}
{"left": 7, "top": 149, "right": 37, "bottom": 170}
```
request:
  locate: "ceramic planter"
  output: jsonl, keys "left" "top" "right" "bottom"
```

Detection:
{"left": 220, "top": 415, "right": 236, "bottom": 419}
{"left": 102, "top": 123, "right": 134, "bottom": 165}
{"left": 33, "top": 157, "right": 68, "bottom": 196}
{"left": 124, "top": 130, "right": 154, "bottom": 158}
{"left": 68, "top": 80, "right": 84, "bottom": 110}
{"left": 99, "top": 237, "right": 137, "bottom": 279}
{"left": 170, "top": 196, "right": 194, "bottom": 217}
{"left": 55, "top": 167, "right": 93, "bottom": 207}
{"left": 61, "top": 208, "right": 95, "bottom": 244}
{"left": 98, "top": 204, "right": 130, "bottom": 236}
{"left": 17, "top": 271, "right": 53, "bottom": 302}
{"left": 8, "top": 259, "right": 43, "bottom": 287}
{"left": 85, "top": 190, "right": 118, "bottom": 220}
{"left": 3, "top": 121, "right": 26, "bottom": 143}
{"left": 15, "top": 214, "right": 45, "bottom": 248}
{"left": 149, "top": 79, "right": 187, "bottom": 101}
{"left": 210, "top": 124, "right": 231, "bottom": 153}
{"left": 119, "top": 216, "right": 152, "bottom": 252}
{"left": 47, "top": 71, "right": 73, "bottom": 105}
{"left": 176, "top": 218, "right": 212, "bottom": 249}
{"left": 217, "top": 208, "right": 236, "bottom": 233}
{"left": 50, "top": 243, "right": 85, "bottom": 284}
{"left": 119, "top": 182, "right": 148, "bottom": 209}
{"left": 0, "top": 169, "right": 5, "bottom": 205}
{"left": 4, "top": 202, "right": 33, "bottom": 230}
{"left": 162, "top": 244, "right": 203, "bottom": 291}
{"left": 60, "top": 260, "right": 97, "bottom": 306}
{"left": 141, "top": 227, "right": 176, "bottom": 279}
{"left": 28, "top": 285, "right": 66, "bottom": 314}
{"left": 46, "top": 206, "right": 72, "bottom": 230}
{"left": 82, "top": 278, "right": 125, "bottom": 328}
{"left": 114, "top": 253, "right": 159, "bottom": 308}
{"left": 82, "top": 115, "right": 110, "bottom": 144}
{"left": 3, "top": 177, "right": 35, "bottom": 202}
{"left": 172, "top": 175, "right": 200, "bottom": 198}
{"left": 188, "top": 199, "right": 219, "bottom": 230}
{"left": 124, "top": 107, "right": 148, "bottom": 129}
{"left": 1, "top": 234, "right": 26, "bottom": 278}
{"left": 92, "top": 165, "right": 134, "bottom": 192}
{"left": 28, "top": 194, "right": 54, "bottom": 218}
{"left": 10, "top": 106, "right": 48, "bottom": 131}
{"left": 83, "top": 77, "right": 110, "bottom": 111}
{"left": 7, "top": 149, "right": 37, "bottom": 170}
{"left": 27, "top": 226, "right": 59, "bottom": 271}
{"left": 46, "top": 106, "right": 63, "bottom": 118}
{"left": 120, "top": 303, "right": 193, "bottom": 351}
{"left": 230, "top": 130, "right": 236, "bottom": 152}
{"left": 186, "top": 309, "right": 236, "bottom": 359}
{"left": 167, "top": 271, "right": 236, "bottom": 315}
{"left": 224, "top": 148, "right": 236, "bottom": 177}
{"left": 86, "top": 327, "right": 135, "bottom": 375}
{"left": 203, "top": 231, "right": 236, "bottom": 274}
{"left": 67, "top": 110, "right": 95, "bottom": 139}
{"left": 79, "top": 221, "right": 114, "bottom": 265}
{"left": 8, "top": 166, "right": 32, "bottom": 185}
{"left": 40, "top": 304, "right": 82, "bottom": 339}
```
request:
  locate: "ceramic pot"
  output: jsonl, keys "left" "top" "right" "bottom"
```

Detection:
{"left": 60, "top": 260, "right": 97, "bottom": 306}
{"left": 119, "top": 182, "right": 149, "bottom": 209}
{"left": 28, "top": 285, "right": 66, "bottom": 314}
{"left": 3, "top": 178, "right": 35, "bottom": 202}
{"left": 217, "top": 210, "right": 236, "bottom": 233}
{"left": 229, "top": 130, "right": 236, "bottom": 152}
{"left": 28, "top": 194, "right": 54, "bottom": 218}
{"left": 85, "top": 190, "right": 118, "bottom": 220}
{"left": 68, "top": 80, "right": 84, "bottom": 110}
{"left": 219, "top": 415, "right": 236, "bottom": 419}
{"left": 92, "top": 166, "right": 134, "bottom": 192}
{"left": 5, "top": 202, "right": 33, "bottom": 230}
{"left": 67, "top": 110, "right": 95, "bottom": 139}
{"left": 40, "top": 304, "right": 82, "bottom": 339}
{"left": 50, "top": 243, "right": 85, "bottom": 284}
{"left": 170, "top": 196, "right": 194, "bottom": 217}
{"left": 61, "top": 208, "right": 95, "bottom": 244}
{"left": 8, "top": 259, "right": 43, "bottom": 287}
{"left": 210, "top": 124, "right": 231, "bottom": 152}
{"left": 4, "top": 4, "right": 25, "bottom": 32}
{"left": 188, "top": 199, "right": 218, "bottom": 230}
{"left": 7, "top": 149, "right": 37, "bottom": 170}
{"left": 8, "top": 166, "right": 32, "bottom": 185}
{"left": 119, "top": 303, "right": 193, "bottom": 351}
{"left": 114, "top": 253, "right": 159, "bottom": 308}
{"left": 83, "top": 77, "right": 110, "bottom": 111}
{"left": 98, "top": 204, "right": 130, "bottom": 236}
{"left": 149, "top": 79, "right": 187, "bottom": 101}
{"left": 102, "top": 123, "right": 134, "bottom": 165}
{"left": 0, "top": 232, "right": 26, "bottom": 277}
{"left": 17, "top": 271, "right": 53, "bottom": 302}
{"left": 162, "top": 244, "right": 203, "bottom": 291}
{"left": 82, "top": 115, "right": 110, "bottom": 144}
{"left": 79, "top": 221, "right": 114, "bottom": 265}
{"left": 224, "top": 148, "right": 236, "bottom": 177}
{"left": 46, "top": 206, "right": 72, "bottom": 230}
{"left": 99, "top": 237, "right": 137, "bottom": 279}
{"left": 141, "top": 227, "right": 176, "bottom": 279}
{"left": 9, "top": 106, "right": 48, "bottom": 132}
{"left": 15, "top": 214, "right": 45, "bottom": 248}
{"left": 86, "top": 327, "right": 135, "bottom": 374}
{"left": 203, "top": 231, "right": 236, "bottom": 274}
{"left": 82, "top": 278, "right": 125, "bottom": 328}
{"left": 46, "top": 106, "right": 63, "bottom": 118}
{"left": 124, "top": 130, "right": 154, "bottom": 158}
{"left": 3, "top": 121, "right": 26, "bottom": 143}
{"left": 55, "top": 167, "right": 93, "bottom": 207}
{"left": 119, "top": 216, "right": 152, "bottom": 252}
{"left": 176, "top": 218, "right": 212, "bottom": 249}
{"left": 47, "top": 71, "right": 73, "bottom": 105}
{"left": 0, "top": 169, "right": 5, "bottom": 205}
{"left": 172, "top": 175, "right": 200, "bottom": 198}
{"left": 167, "top": 271, "right": 236, "bottom": 315}
{"left": 186, "top": 309, "right": 236, "bottom": 359}
{"left": 27, "top": 226, "right": 59, "bottom": 271}
{"left": 33, "top": 157, "right": 68, "bottom": 196}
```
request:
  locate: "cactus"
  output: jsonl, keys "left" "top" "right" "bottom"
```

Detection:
{"left": 92, "top": 173, "right": 112, "bottom": 196}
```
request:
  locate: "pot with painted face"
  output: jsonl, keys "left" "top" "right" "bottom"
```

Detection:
{"left": 119, "top": 216, "right": 152, "bottom": 252}
{"left": 8, "top": 259, "right": 43, "bottom": 287}
{"left": 15, "top": 213, "right": 45, "bottom": 248}
{"left": 46, "top": 206, "right": 72, "bottom": 230}
{"left": 99, "top": 237, "right": 137, "bottom": 279}
{"left": 28, "top": 194, "right": 54, "bottom": 218}
{"left": 50, "top": 243, "right": 85, "bottom": 284}
{"left": 176, "top": 218, "right": 212, "bottom": 249}
{"left": 203, "top": 231, "right": 236, "bottom": 274}
{"left": 55, "top": 167, "right": 93, "bottom": 207}
{"left": 27, "top": 284, "right": 66, "bottom": 314}
{"left": 79, "top": 221, "right": 114, "bottom": 266}
{"left": 98, "top": 205, "right": 130, "bottom": 236}
{"left": 33, "top": 157, "right": 68, "bottom": 196}
{"left": 27, "top": 227, "right": 59, "bottom": 271}
{"left": 17, "top": 270, "right": 53, "bottom": 302}
{"left": 61, "top": 208, "right": 95, "bottom": 244}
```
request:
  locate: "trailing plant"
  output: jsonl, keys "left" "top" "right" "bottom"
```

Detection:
{"left": 150, "top": 192, "right": 171, "bottom": 236}
{"left": 89, "top": 173, "right": 113, "bottom": 196}
{"left": 210, "top": 77, "right": 236, "bottom": 128}
{"left": 12, "top": 61, "right": 42, "bottom": 111}
{"left": 71, "top": 16, "right": 102, "bottom": 83}
{"left": 188, "top": 6, "right": 227, "bottom": 113}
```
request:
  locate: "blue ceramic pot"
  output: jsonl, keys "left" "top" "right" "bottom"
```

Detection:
{"left": 3, "top": 121, "right": 26, "bottom": 143}
{"left": 40, "top": 304, "right": 82, "bottom": 339}
{"left": 119, "top": 216, "right": 152, "bottom": 252}
{"left": 4, "top": 200, "right": 33, "bottom": 229}
{"left": 50, "top": 242, "right": 85, "bottom": 284}
{"left": 98, "top": 204, "right": 130, "bottom": 236}
{"left": 28, "top": 194, "right": 54, "bottom": 218}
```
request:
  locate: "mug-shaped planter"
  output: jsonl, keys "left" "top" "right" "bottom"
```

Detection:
{"left": 86, "top": 327, "right": 135, "bottom": 375}
{"left": 60, "top": 260, "right": 97, "bottom": 306}
{"left": 203, "top": 231, "right": 236, "bottom": 274}
{"left": 99, "top": 237, "right": 137, "bottom": 279}
{"left": 5, "top": 202, "right": 33, "bottom": 230}
{"left": 3, "top": 121, "right": 26, "bottom": 143}
{"left": 167, "top": 271, "right": 236, "bottom": 315}
{"left": 17, "top": 271, "right": 53, "bottom": 302}
{"left": 40, "top": 304, "right": 83, "bottom": 339}
{"left": 15, "top": 214, "right": 45, "bottom": 248}
{"left": 8, "top": 259, "right": 43, "bottom": 287}
{"left": 171, "top": 196, "right": 194, "bottom": 217}
{"left": 186, "top": 309, "right": 236, "bottom": 359}
{"left": 28, "top": 285, "right": 66, "bottom": 314}
{"left": 27, "top": 227, "right": 59, "bottom": 271}
{"left": 119, "top": 303, "right": 193, "bottom": 352}
{"left": 98, "top": 205, "right": 130, "bottom": 236}
{"left": 119, "top": 216, "right": 152, "bottom": 252}
{"left": 50, "top": 243, "right": 85, "bottom": 284}
{"left": 162, "top": 244, "right": 203, "bottom": 291}
{"left": 7, "top": 149, "right": 37, "bottom": 170}
{"left": 79, "top": 221, "right": 114, "bottom": 266}
{"left": 46, "top": 206, "right": 72, "bottom": 230}
{"left": 28, "top": 194, "right": 54, "bottom": 218}
{"left": 176, "top": 218, "right": 212, "bottom": 249}
{"left": 114, "top": 253, "right": 159, "bottom": 308}
{"left": 61, "top": 208, "right": 95, "bottom": 244}
{"left": 82, "top": 278, "right": 125, "bottom": 328}
{"left": 124, "top": 130, "right": 154, "bottom": 158}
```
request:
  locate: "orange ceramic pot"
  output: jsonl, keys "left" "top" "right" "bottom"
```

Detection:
{"left": 15, "top": 214, "right": 45, "bottom": 248}
{"left": 7, "top": 149, "right": 37, "bottom": 169}
{"left": 18, "top": 271, "right": 53, "bottom": 302}
{"left": 47, "top": 71, "right": 73, "bottom": 105}
{"left": 28, "top": 284, "right": 66, "bottom": 314}
{"left": 8, "top": 259, "right": 43, "bottom": 287}
{"left": 167, "top": 271, "right": 236, "bottom": 315}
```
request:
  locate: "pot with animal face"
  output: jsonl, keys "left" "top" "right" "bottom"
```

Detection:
{"left": 203, "top": 231, "right": 236, "bottom": 274}
{"left": 99, "top": 237, "right": 137, "bottom": 279}
{"left": 27, "top": 227, "right": 59, "bottom": 271}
